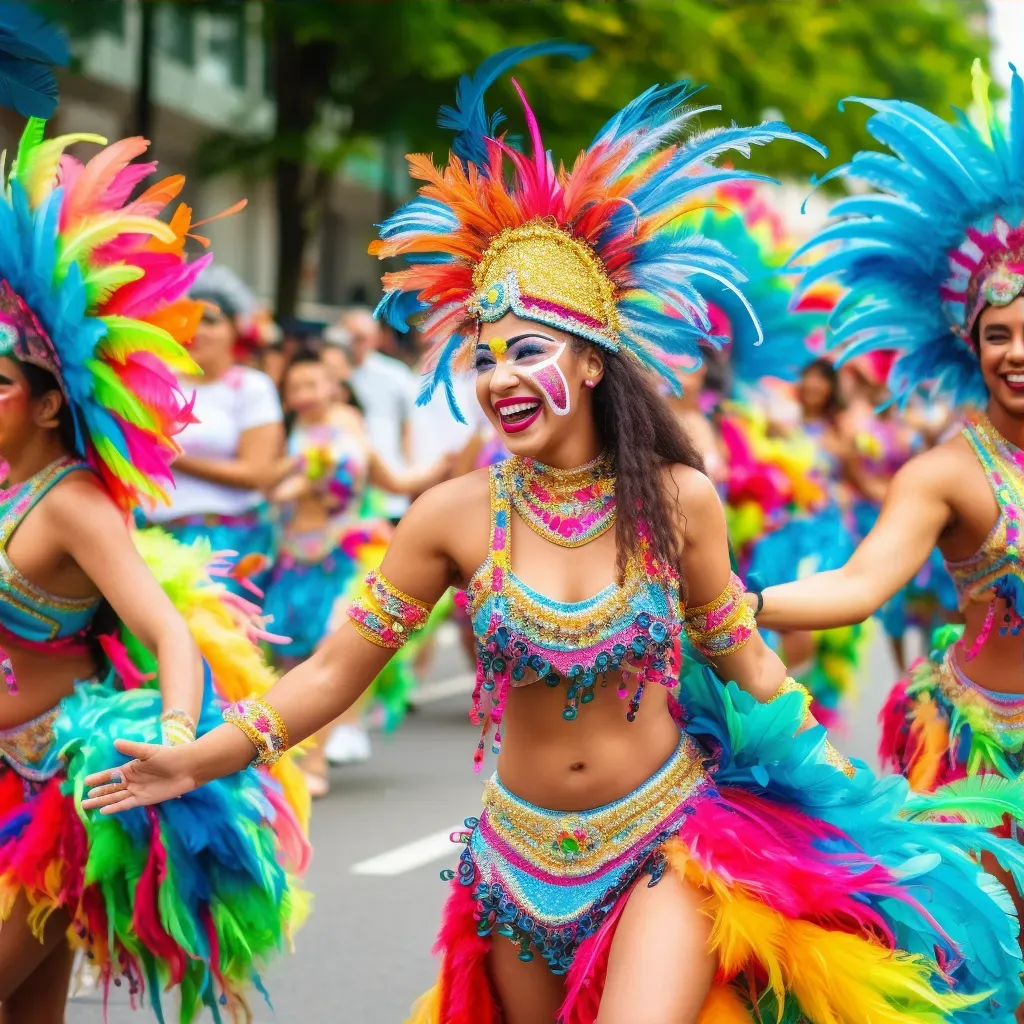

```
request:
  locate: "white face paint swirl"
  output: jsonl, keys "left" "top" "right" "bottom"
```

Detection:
{"left": 475, "top": 333, "right": 572, "bottom": 418}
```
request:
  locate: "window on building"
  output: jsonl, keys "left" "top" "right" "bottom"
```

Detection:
{"left": 156, "top": 4, "right": 195, "bottom": 66}
{"left": 200, "top": 7, "right": 247, "bottom": 90}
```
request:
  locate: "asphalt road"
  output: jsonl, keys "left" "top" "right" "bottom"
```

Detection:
{"left": 67, "top": 624, "right": 907, "bottom": 1024}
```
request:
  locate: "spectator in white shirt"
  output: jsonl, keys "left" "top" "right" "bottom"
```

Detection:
{"left": 337, "top": 308, "right": 417, "bottom": 523}
{"left": 147, "top": 286, "right": 287, "bottom": 595}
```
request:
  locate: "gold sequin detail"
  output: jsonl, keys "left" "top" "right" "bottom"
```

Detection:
{"left": 470, "top": 220, "right": 622, "bottom": 341}
{"left": 482, "top": 734, "right": 707, "bottom": 879}
{"left": 0, "top": 705, "right": 59, "bottom": 766}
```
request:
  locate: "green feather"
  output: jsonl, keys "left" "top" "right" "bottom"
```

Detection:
{"left": 86, "top": 359, "right": 157, "bottom": 428}
{"left": 98, "top": 314, "right": 195, "bottom": 370}
{"left": 84, "top": 264, "right": 145, "bottom": 308}
{"left": 904, "top": 773, "right": 1024, "bottom": 827}
{"left": 13, "top": 116, "right": 45, "bottom": 182}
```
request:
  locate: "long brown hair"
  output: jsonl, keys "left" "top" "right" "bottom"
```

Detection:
{"left": 584, "top": 344, "right": 707, "bottom": 592}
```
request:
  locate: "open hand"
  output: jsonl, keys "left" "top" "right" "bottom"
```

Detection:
{"left": 82, "top": 738, "right": 198, "bottom": 815}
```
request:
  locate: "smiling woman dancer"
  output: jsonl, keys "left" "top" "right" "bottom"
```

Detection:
{"left": 755, "top": 59, "right": 1024, "bottom": 876}
{"left": 0, "top": 117, "right": 308, "bottom": 1022}
{"left": 81, "top": 46, "right": 1024, "bottom": 1024}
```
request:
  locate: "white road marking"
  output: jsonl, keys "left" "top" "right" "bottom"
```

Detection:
{"left": 409, "top": 671, "right": 476, "bottom": 706}
{"left": 351, "top": 827, "right": 462, "bottom": 876}
{"left": 436, "top": 621, "right": 459, "bottom": 648}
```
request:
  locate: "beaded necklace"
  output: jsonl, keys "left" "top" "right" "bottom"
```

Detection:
{"left": 505, "top": 452, "right": 616, "bottom": 548}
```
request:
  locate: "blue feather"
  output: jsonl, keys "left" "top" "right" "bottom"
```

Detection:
{"left": 437, "top": 41, "right": 591, "bottom": 165}
{"left": 0, "top": 3, "right": 68, "bottom": 118}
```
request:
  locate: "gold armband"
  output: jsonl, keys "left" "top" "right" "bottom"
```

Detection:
{"left": 347, "top": 569, "right": 433, "bottom": 650}
{"left": 684, "top": 573, "right": 756, "bottom": 658}
{"left": 769, "top": 677, "right": 855, "bottom": 778}
{"left": 222, "top": 697, "right": 289, "bottom": 767}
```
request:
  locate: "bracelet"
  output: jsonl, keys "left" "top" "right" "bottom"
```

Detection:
{"left": 222, "top": 698, "right": 289, "bottom": 767}
{"left": 160, "top": 708, "right": 196, "bottom": 747}
{"left": 347, "top": 568, "right": 433, "bottom": 650}
{"left": 747, "top": 573, "right": 765, "bottom": 617}
{"left": 684, "top": 573, "right": 755, "bottom": 658}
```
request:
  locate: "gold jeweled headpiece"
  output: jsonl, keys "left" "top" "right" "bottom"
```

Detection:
{"left": 370, "top": 43, "right": 822, "bottom": 421}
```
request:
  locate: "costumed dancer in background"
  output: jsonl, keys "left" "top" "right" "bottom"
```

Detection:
{"left": 144, "top": 265, "right": 285, "bottom": 598}
{"left": 693, "top": 186, "right": 866, "bottom": 726}
{"left": 83, "top": 45, "right": 1024, "bottom": 1024}
{"left": 840, "top": 352, "right": 923, "bottom": 669}
{"left": 753, "top": 60, "right": 1024, "bottom": 985}
{"left": 265, "top": 351, "right": 445, "bottom": 793}
{"left": 665, "top": 352, "right": 727, "bottom": 487}
{"left": 0, "top": 112, "right": 308, "bottom": 1021}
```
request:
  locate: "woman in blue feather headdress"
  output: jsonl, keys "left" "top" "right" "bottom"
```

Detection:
{"left": 755, "top": 61, "right": 1024, "bottom": 978}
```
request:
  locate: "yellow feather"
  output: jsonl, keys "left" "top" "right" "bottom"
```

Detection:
{"left": 697, "top": 985, "right": 755, "bottom": 1024}
{"left": 664, "top": 839, "right": 982, "bottom": 1024}
{"left": 404, "top": 982, "right": 442, "bottom": 1024}
{"left": 907, "top": 693, "right": 949, "bottom": 793}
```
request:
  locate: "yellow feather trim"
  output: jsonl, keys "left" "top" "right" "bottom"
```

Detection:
{"left": 697, "top": 984, "right": 755, "bottom": 1024}
{"left": 664, "top": 839, "right": 982, "bottom": 1024}
{"left": 404, "top": 982, "right": 442, "bottom": 1024}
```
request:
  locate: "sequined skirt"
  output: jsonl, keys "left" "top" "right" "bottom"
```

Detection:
{"left": 452, "top": 734, "right": 710, "bottom": 974}
{"left": 880, "top": 636, "right": 1024, "bottom": 807}
{"left": 0, "top": 703, "right": 63, "bottom": 783}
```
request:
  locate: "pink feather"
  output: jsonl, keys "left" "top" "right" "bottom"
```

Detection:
{"left": 102, "top": 162, "right": 158, "bottom": 210}
{"left": 262, "top": 780, "right": 313, "bottom": 876}
{"left": 434, "top": 879, "right": 500, "bottom": 1024}
{"left": 61, "top": 137, "right": 150, "bottom": 232}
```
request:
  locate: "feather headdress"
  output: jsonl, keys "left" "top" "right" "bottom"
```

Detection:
{"left": 371, "top": 43, "right": 825, "bottom": 422}
{"left": 792, "top": 61, "right": 1024, "bottom": 408}
{"left": 688, "top": 183, "right": 838, "bottom": 390}
{"left": 0, "top": 117, "right": 208, "bottom": 510}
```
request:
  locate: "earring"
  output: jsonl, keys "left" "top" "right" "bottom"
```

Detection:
{"left": 584, "top": 379, "right": 596, "bottom": 389}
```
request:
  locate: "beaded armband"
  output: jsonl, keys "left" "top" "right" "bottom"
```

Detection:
{"left": 769, "top": 678, "right": 855, "bottom": 779}
{"left": 684, "top": 573, "right": 755, "bottom": 658}
{"left": 160, "top": 708, "right": 196, "bottom": 747}
{"left": 222, "top": 698, "right": 289, "bottom": 767}
{"left": 347, "top": 569, "right": 433, "bottom": 649}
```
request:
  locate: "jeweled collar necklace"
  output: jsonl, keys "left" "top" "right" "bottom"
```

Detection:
{"left": 505, "top": 452, "right": 616, "bottom": 548}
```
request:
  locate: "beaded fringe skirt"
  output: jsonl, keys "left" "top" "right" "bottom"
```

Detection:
{"left": 407, "top": 670, "right": 1024, "bottom": 1023}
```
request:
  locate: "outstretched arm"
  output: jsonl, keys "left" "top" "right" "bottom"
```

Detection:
{"left": 83, "top": 482, "right": 460, "bottom": 811}
{"left": 756, "top": 452, "right": 953, "bottom": 631}
{"left": 674, "top": 466, "right": 788, "bottom": 702}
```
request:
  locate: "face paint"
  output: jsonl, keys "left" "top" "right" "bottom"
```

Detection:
{"left": 476, "top": 333, "right": 572, "bottom": 416}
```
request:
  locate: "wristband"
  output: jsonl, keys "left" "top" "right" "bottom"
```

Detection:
{"left": 222, "top": 698, "right": 289, "bottom": 767}
{"left": 747, "top": 573, "right": 765, "bottom": 617}
{"left": 159, "top": 708, "right": 196, "bottom": 747}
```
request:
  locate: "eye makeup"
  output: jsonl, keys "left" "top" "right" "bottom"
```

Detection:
{"left": 476, "top": 332, "right": 572, "bottom": 416}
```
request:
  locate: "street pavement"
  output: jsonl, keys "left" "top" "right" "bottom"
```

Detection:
{"left": 68, "top": 624, "right": 906, "bottom": 1024}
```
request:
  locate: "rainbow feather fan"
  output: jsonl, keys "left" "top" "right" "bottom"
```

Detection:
{"left": 371, "top": 43, "right": 825, "bottom": 422}
{"left": 686, "top": 182, "right": 839, "bottom": 390}
{"left": 791, "top": 60, "right": 1024, "bottom": 408}
{"left": 0, "top": 116, "right": 208, "bottom": 510}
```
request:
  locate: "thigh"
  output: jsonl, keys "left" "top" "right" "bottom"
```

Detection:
{"left": 0, "top": 894, "right": 71, "bottom": 1007}
{"left": 597, "top": 870, "right": 715, "bottom": 1024}
{"left": 489, "top": 936, "right": 565, "bottom": 1024}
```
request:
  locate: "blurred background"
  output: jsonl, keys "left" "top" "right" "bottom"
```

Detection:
{"left": 5, "top": 0, "right": 1018, "bottom": 332}
{"left": 11, "top": 3, "right": 1012, "bottom": 1020}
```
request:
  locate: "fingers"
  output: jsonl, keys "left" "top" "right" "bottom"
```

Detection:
{"left": 97, "top": 794, "right": 141, "bottom": 815}
{"left": 83, "top": 765, "right": 128, "bottom": 788}
{"left": 81, "top": 788, "right": 131, "bottom": 810}
{"left": 112, "top": 738, "right": 160, "bottom": 759}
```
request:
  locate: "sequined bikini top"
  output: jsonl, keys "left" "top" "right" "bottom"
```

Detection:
{"left": 0, "top": 457, "right": 100, "bottom": 648}
{"left": 462, "top": 461, "right": 683, "bottom": 770}
{"left": 945, "top": 418, "right": 1024, "bottom": 649}
{"left": 281, "top": 422, "right": 369, "bottom": 560}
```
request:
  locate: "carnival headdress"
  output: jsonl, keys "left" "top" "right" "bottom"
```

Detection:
{"left": 792, "top": 61, "right": 1024, "bottom": 407}
{"left": 688, "top": 183, "right": 837, "bottom": 391}
{"left": 0, "top": 117, "right": 208, "bottom": 510}
{"left": 371, "top": 43, "right": 824, "bottom": 421}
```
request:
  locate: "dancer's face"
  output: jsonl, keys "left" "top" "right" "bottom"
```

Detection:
{"left": 284, "top": 360, "right": 334, "bottom": 420}
{"left": 0, "top": 357, "right": 63, "bottom": 458}
{"left": 978, "top": 296, "right": 1024, "bottom": 417}
{"left": 475, "top": 314, "right": 603, "bottom": 459}
{"left": 798, "top": 366, "right": 833, "bottom": 416}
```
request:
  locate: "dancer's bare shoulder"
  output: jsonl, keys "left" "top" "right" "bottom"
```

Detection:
{"left": 398, "top": 467, "right": 493, "bottom": 583}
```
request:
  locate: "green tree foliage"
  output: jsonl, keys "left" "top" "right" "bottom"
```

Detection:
{"left": 34, "top": 0, "right": 991, "bottom": 315}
